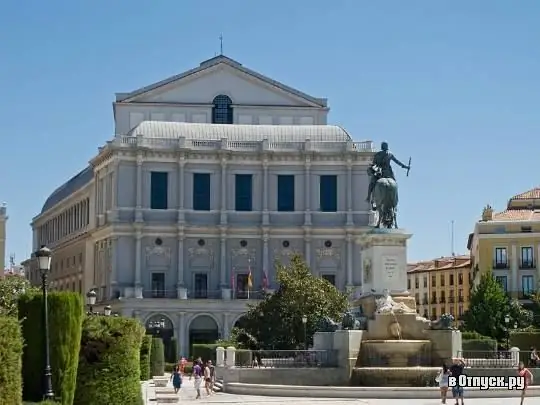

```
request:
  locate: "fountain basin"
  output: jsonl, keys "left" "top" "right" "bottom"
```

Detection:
{"left": 352, "top": 366, "right": 440, "bottom": 387}
{"left": 360, "top": 340, "right": 432, "bottom": 367}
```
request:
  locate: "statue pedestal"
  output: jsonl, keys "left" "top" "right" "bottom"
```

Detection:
{"left": 354, "top": 229, "right": 412, "bottom": 316}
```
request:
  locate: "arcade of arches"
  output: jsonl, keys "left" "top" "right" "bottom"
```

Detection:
{"left": 143, "top": 312, "right": 245, "bottom": 356}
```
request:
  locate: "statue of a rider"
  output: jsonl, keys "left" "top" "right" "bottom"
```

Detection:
{"left": 366, "top": 142, "right": 410, "bottom": 208}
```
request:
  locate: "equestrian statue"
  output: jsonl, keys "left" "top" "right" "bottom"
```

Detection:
{"left": 366, "top": 142, "right": 411, "bottom": 229}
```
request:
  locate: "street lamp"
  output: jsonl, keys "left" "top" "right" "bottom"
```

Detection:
{"left": 104, "top": 305, "right": 112, "bottom": 317}
{"left": 301, "top": 315, "right": 308, "bottom": 351}
{"left": 505, "top": 315, "right": 510, "bottom": 349}
{"left": 86, "top": 289, "right": 97, "bottom": 314}
{"left": 150, "top": 318, "right": 165, "bottom": 336}
{"left": 35, "top": 246, "right": 54, "bottom": 400}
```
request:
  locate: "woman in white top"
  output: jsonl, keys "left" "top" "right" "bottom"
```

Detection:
{"left": 436, "top": 363, "right": 450, "bottom": 404}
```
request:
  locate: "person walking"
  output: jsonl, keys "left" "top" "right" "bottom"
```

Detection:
{"left": 449, "top": 357, "right": 465, "bottom": 405}
{"left": 190, "top": 359, "right": 203, "bottom": 399}
{"left": 518, "top": 361, "right": 534, "bottom": 405}
{"left": 170, "top": 365, "right": 182, "bottom": 394}
{"left": 436, "top": 363, "right": 450, "bottom": 404}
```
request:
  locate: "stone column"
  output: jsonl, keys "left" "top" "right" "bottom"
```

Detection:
{"left": 177, "top": 227, "right": 187, "bottom": 299}
{"left": 223, "top": 313, "right": 231, "bottom": 338}
{"left": 304, "top": 228, "right": 312, "bottom": 268}
{"left": 216, "top": 347, "right": 225, "bottom": 367}
{"left": 262, "top": 231, "right": 270, "bottom": 288}
{"left": 220, "top": 227, "right": 230, "bottom": 299}
{"left": 135, "top": 153, "right": 143, "bottom": 222}
{"left": 304, "top": 157, "right": 311, "bottom": 225}
{"left": 262, "top": 158, "right": 269, "bottom": 225}
{"left": 110, "top": 237, "right": 118, "bottom": 298}
{"left": 134, "top": 230, "right": 143, "bottom": 298}
{"left": 220, "top": 157, "right": 227, "bottom": 225}
{"left": 225, "top": 347, "right": 236, "bottom": 367}
{"left": 536, "top": 245, "right": 540, "bottom": 282}
{"left": 511, "top": 244, "right": 518, "bottom": 295}
{"left": 346, "top": 158, "right": 353, "bottom": 226}
{"left": 177, "top": 154, "right": 185, "bottom": 224}
{"left": 177, "top": 312, "right": 186, "bottom": 356}
{"left": 346, "top": 233, "right": 353, "bottom": 288}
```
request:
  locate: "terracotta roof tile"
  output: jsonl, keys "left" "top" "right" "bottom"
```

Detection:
{"left": 510, "top": 188, "right": 540, "bottom": 201}
{"left": 407, "top": 255, "right": 471, "bottom": 273}
{"left": 492, "top": 210, "right": 534, "bottom": 221}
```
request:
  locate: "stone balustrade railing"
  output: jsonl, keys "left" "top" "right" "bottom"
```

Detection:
{"left": 111, "top": 135, "right": 373, "bottom": 153}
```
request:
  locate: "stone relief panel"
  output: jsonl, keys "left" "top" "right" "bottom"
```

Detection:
{"left": 316, "top": 239, "right": 341, "bottom": 269}
{"left": 145, "top": 243, "right": 172, "bottom": 268}
{"left": 229, "top": 239, "right": 258, "bottom": 272}
{"left": 271, "top": 238, "right": 303, "bottom": 267}
{"left": 187, "top": 238, "right": 215, "bottom": 268}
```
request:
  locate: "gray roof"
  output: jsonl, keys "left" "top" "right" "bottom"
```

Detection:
{"left": 127, "top": 121, "right": 353, "bottom": 142}
{"left": 41, "top": 167, "right": 93, "bottom": 214}
{"left": 115, "top": 55, "right": 327, "bottom": 107}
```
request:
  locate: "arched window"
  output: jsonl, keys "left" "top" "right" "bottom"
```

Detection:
{"left": 212, "top": 95, "right": 233, "bottom": 124}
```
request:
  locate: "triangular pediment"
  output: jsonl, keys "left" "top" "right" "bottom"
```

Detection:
{"left": 116, "top": 56, "right": 326, "bottom": 108}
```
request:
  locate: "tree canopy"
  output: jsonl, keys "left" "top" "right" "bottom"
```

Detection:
{"left": 0, "top": 274, "right": 36, "bottom": 317}
{"left": 462, "top": 271, "right": 530, "bottom": 341}
{"left": 230, "top": 254, "right": 348, "bottom": 350}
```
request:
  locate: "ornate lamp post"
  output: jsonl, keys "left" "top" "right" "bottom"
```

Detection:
{"left": 150, "top": 318, "right": 165, "bottom": 336}
{"left": 504, "top": 315, "right": 510, "bottom": 349}
{"left": 302, "top": 315, "right": 308, "bottom": 351}
{"left": 104, "top": 305, "right": 112, "bottom": 317}
{"left": 86, "top": 289, "right": 97, "bottom": 314}
{"left": 35, "top": 246, "right": 54, "bottom": 400}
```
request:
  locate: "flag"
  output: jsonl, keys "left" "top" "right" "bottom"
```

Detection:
{"left": 247, "top": 263, "right": 253, "bottom": 289}
{"left": 262, "top": 269, "right": 268, "bottom": 289}
{"left": 231, "top": 269, "right": 235, "bottom": 292}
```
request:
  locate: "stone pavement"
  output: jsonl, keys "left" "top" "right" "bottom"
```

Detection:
{"left": 143, "top": 379, "right": 540, "bottom": 405}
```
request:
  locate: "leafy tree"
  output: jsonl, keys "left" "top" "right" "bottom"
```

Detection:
{"left": 233, "top": 254, "right": 348, "bottom": 350}
{"left": 462, "top": 271, "right": 520, "bottom": 341}
{"left": 508, "top": 298, "right": 533, "bottom": 329}
{"left": 0, "top": 274, "right": 37, "bottom": 317}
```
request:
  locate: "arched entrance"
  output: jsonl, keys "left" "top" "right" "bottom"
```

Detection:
{"left": 189, "top": 315, "right": 219, "bottom": 352}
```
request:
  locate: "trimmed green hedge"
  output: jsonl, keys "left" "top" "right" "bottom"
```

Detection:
{"left": 192, "top": 343, "right": 219, "bottom": 363}
{"left": 150, "top": 337, "right": 165, "bottom": 377}
{"left": 139, "top": 335, "right": 152, "bottom": 381}
{"left": 510, "top": 331, "right": 540, "bottom": 350}
{"left": 0, "top": 316, "right": 23, "bottom": 405}
{"left": 74, "top": 316, "right": 144, "bottom": 405}
{"left": 164, "top": 337, "right": 178, "bottom": 363}
{"left": 19, "top": 292, "right": 84, "bottom": 405}
{"left": 462, "top": 339, "right": 497, "bottom": 351}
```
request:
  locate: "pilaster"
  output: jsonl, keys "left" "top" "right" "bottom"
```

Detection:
{"left": 135, "top": 151, "right": 143, "bottom": 222}
{"left": 262, "top": 157, "right": 269, "bottom": 225}
{"left": 304, "top": 156, "right": 311, "bottom": 225}
{"left": 177, "top": 226, "right": 187, "bottom": 298}
{"left": 177, "top": 153, "right": 185, "bottom": 224}
{"left": 134, "top": 228, "right": 143, "bottom": 298}
{"left": 304, "top": 226, "right": 312, "bottom": 268}
{"left": 346, "top": 158, "right": 353, "bottom": 226}
{"left": 220, "top": 156, "right": 228, "bottom": 225}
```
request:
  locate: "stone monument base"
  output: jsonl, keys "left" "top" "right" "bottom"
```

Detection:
{"left": 352, "top": 294, "right": 417, "bottom": 319}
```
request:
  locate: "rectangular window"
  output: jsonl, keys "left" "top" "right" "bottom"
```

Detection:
{"left": 194, "top": 273, "right": 208, "bottom": 299}
{"left": 440, "top": 291, "right": 446, "bottom": 303}
{"left": 277, "top": 175, "right": 295, "bottom": 212}
{"left": 458, "top": 272, "right": 463, "bottom": 285}
{"left": 458, "top": 289, "right": 464, "bottom": 302}
{"left": 521, "top": 247, "right": 534, "bottom": 269}
{"left": 193, "top": 173, "right": 211, "bottom": 211}
{"left": 415, "top": 293, "right": 420, "bottom": 303}
{"left": 235, "top": 273, "right": 249, "bottom": 299}
{"left": 415, "top": 277, "right": 419, "bottom": 289}
{"left": 458, "top": 305, "right": 464, "bottom": 317}
{"left": 440, "top": 274, "right": 445, "bottom": 286}
{"left": 322, "top": 274, "right": 336, "bottom": 286}
{"left": 319, "top": 175, "right": 337, "bottom": 212}
{"left": 494, "top": 247, "right": 508, "bottom": 268}
{"left": 235, "top": 174, "right": 253, "bottom": 211}
{"left": 151, "top": 273, "right": 165, "bottom": 298}
{"left": 423, "top": 276, "right": 427, "bottom": 288}
{"left": 431, "top": 308, "right": 437, "bottom": 319}
{"left": 522, "top": 275, "right": 534, "bottom": 296}
{"left": 449, "top": 274, "right": 454, "bottom": 285}
{"left": 150, "top": 172, "right": 168, "bottom": 209}
{"left": 449, "top": 290, "right": 455, "bottom": 303}
{"left": 495, "top": 275, "right": 508, "bottom": 291}
{"left": 431, "top": 292, "right": 437, "bottom": 304}
{"left": 423, "top": 293, "right": 428, "bottom": 305}
{"left": 431, "top": 275, "right": 436, "bottom": 287}
{"left": 407, "top": 278, "right": 411, "bottom": 290}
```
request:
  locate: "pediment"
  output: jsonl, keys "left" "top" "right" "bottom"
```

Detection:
{"left": 119, "top": 60, "right": 325, "bottom": 108}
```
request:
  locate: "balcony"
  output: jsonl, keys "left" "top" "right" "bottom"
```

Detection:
{"left": 518, "top": 291, "right": 534, "bottom": 300}
{"left": 493, "top": 261, "right": 509, "bottom": 270}
{"left": 142, "top": 290, "right": 179, "bottom": 299}
{"left": 187, "top": 289, "right": 222, "bottom": 299}
{"left": 448, "top": 297, "right": 455, "bottom": 303}
{"left": 520, "top": 261, "right": 536, "bottom": 270}
{"left": 458, "top": 296, "right": 464, "bottom": 303}
{"left": 439, "top": 297, "right": 446, "bottom": 304}
{"left": 431, "top": 298, "right": 437, "bottom": 304}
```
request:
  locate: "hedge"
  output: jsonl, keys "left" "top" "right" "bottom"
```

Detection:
{"left": 164, "top": 337, "right": 178, "bottom": 363}
{"left": 150, "top": 337, "right": 165, "bottom": 377}
{"left": 462, "top": 339, "right": 497, "bottom": 352}
{"left": 192, "top": 343, "right": 219, "bottom": 363}
{"left": 19, "top": 292, "right": 84, "bottom": 405}
{"left": 74, "top": 316, "right": 145, "bottom": 405}
{"left": 0, "top": 316, "right": 23, "bottom": 405}
{"left": 139, "top": 335, "right": 152, "bottom": 381}
{"left": 510, "top": 331, "right": 540, "bottom": 351}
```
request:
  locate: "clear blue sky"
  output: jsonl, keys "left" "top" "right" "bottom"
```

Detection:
{"left": 1, "top": 0, "right": 539, "bottom": 265}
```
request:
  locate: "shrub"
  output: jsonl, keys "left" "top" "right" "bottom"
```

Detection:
{"left": 164, "top": 337, "right": 178, "bottom": 363}
{"left": 19, "top": 292, "right": 84, "bottom": 405}
{"left": 461, "top": 331, "right": 489, "bottom": 340}
{"left": 510, "top": 331, "right": 540, "bottom": 350}
{"left": 192, "top": 343, "right": 220, "bottom": 363}
{"left": 74, "top": 316, "right": 145, "bottom": 405}
{"left": 139, "top": 335, "right": 152, "bottom": 381}
{"left": 150, "top": 337, "right": 165, "bottom": 377}
{"left": 0, "top": 316, "right": 23, "bottom": 405}
{"left": 462, "top": 339, "right": 497, "bottom": 352}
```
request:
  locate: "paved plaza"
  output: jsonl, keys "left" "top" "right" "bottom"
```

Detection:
{"left": 143, "top": 378, "right": 538, "bottom": 404}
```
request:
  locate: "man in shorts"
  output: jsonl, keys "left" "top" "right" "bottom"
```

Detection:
{"left": 449, "top": 357, "right": 465, "bottom": 405}
{"left": 190, "top": 360, "right": 203, "bottom": 399}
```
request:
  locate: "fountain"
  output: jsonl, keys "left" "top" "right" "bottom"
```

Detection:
{"left": 350, "top": 290, "right": 441, "bottom": 386}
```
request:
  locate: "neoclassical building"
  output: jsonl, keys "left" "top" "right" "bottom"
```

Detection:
{"left": 28, "top": 55, "right": 375, "bottom": 353}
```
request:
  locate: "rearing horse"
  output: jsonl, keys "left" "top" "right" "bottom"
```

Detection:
{"left": 373, "top": 176, "right": 399, "bottom": 229}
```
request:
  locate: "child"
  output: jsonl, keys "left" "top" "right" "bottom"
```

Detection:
{"left": 518, "top": 361, "right": 534, "bottom": 405}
